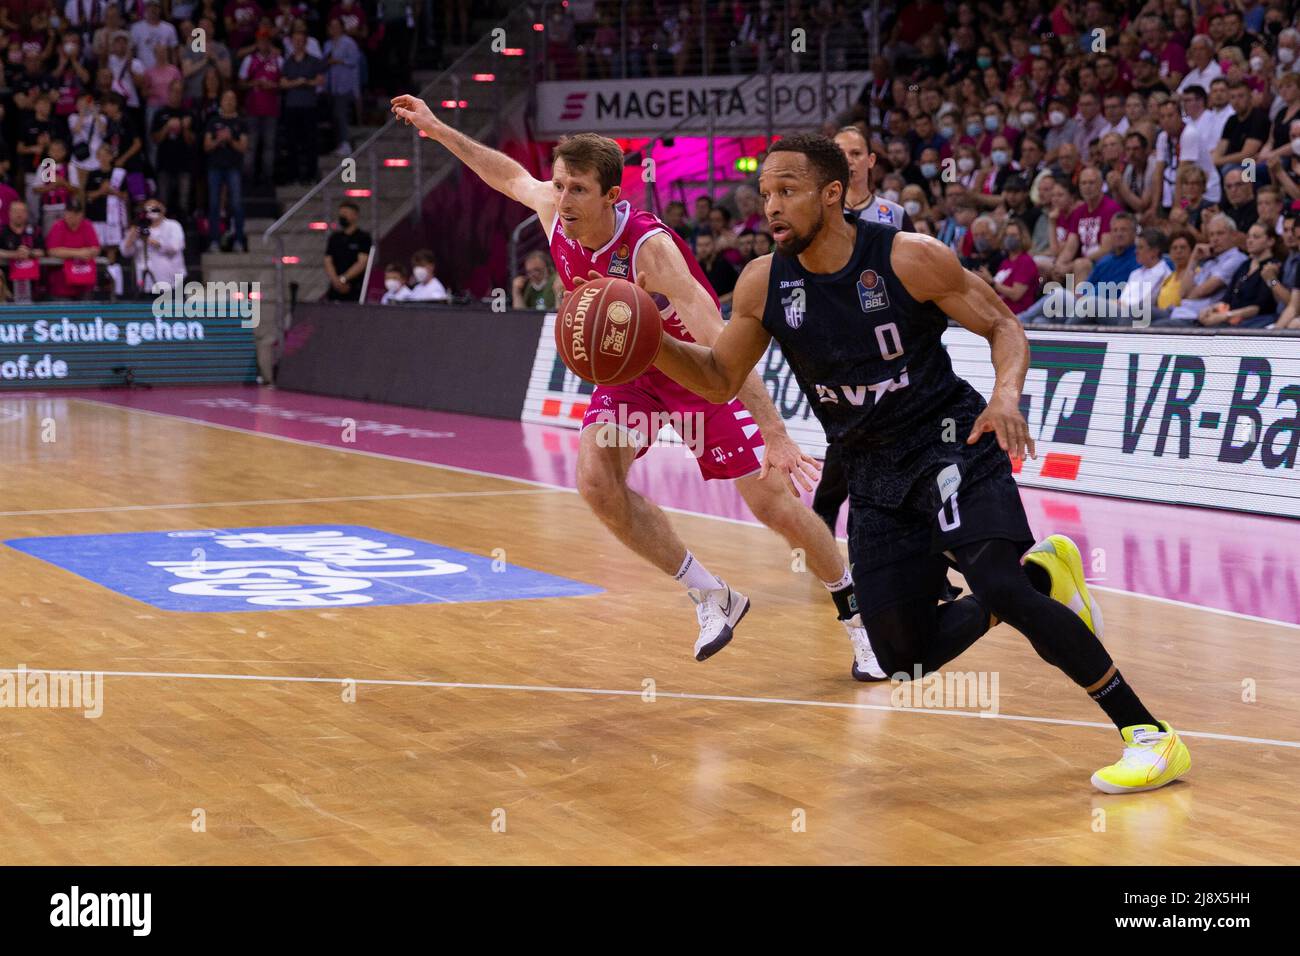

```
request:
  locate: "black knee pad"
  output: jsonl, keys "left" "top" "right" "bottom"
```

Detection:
{"left": 863, "top": 602, "right": 934, "bottom": 679}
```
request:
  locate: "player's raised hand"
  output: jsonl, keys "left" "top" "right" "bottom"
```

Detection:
{"left": 390, "top": 94, "right": 441, "bottom": 137}
{"left": 968, "top": 396, "right": 1035, "bottom": 461}
{"left": 760, "top": 432, "right": 822, "bottom": 497}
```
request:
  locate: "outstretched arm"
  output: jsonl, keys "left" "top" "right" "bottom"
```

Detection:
{"left": 391, "top": 93, "right": 555, "bottom": 232}
{"left": 653, "top": 255, "right": 773, "bottom": 405}
{"left": 892, "top": 231, "right": 1036, "bottom": 460}
{"left": 635, "top": 237, "right": 814, "bottom": 491}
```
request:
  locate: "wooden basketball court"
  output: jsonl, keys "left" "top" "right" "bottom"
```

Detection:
{"left": 1, "top": 394, "right": 1297, "bottom": 865}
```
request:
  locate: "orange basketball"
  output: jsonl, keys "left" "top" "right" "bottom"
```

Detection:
{"left": 555, "top": 276, "right": 663, "bottom": 386}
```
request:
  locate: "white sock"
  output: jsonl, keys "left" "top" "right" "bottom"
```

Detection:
{"left": 823, "top": 567, "right": 852, "bottom": 592}
{"left": 674, "top": 551, "right": 722, "bottom": 592}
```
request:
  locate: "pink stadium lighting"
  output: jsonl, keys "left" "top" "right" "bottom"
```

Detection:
{"left": 345, "top": 188, "right": 371, "bottom": 197}
{"left": 383, "top": 158, "right": 410, "bottom": 167}
{"left": 308, "top": 221, "right": 329, "bottom": 230}
{"left": 532, "top": 22, "right": 543, "bottom": 31}
{"left": 502, "top": 48, "right": 524, "bottom": 56}
{"left": 440, "top": 99, "right": 467, "bottom": 108}
{"left": 281, "top": 256, "right": 300, "bottom": 264}
{"left": 473, "top": 73, "right": 495, "bottom": 81}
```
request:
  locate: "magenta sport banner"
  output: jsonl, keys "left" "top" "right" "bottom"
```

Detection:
{"left": 535, "top": 72, "right": 870, "bottom": 138}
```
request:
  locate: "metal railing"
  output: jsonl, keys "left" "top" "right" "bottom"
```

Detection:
{"left": 537, "top": 0, "right": 880, "bottom": 82}
{"left": 261, "top": 4, "right": 542, "bottom": 330}
{"left": 507, "top": 213, "right": 541, "bottom": 287}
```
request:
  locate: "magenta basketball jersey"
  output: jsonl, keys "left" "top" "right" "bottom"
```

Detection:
{"left": 548, "top": 200, "right": 719, "bottom": 344}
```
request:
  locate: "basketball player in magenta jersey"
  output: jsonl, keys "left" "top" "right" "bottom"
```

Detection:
{"left": 649, "top": 133, "right": 1190, "bottom": 793}
{"left": 390, "top": 95, "right": 883, "bottom": 675}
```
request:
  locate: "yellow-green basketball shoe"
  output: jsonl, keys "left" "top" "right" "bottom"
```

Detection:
{"left": 1022, "top": 534, "right": 1104, "bottom": 638}
{"left": 1091, "top": 721, "right": 1192, "bottom": 793}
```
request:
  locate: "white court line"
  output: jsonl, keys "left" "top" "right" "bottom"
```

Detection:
{"left": 4, "top": 666, "right": 1299, "bottom": 750}
{"left": 1089, "top": 584, "right": 1300, "bottom": 632}
{"left": 0, "top": 488, "right": 564, "bottom": 518}
{"left": 60, "top": 398, "right": 1300, "bottom": 632}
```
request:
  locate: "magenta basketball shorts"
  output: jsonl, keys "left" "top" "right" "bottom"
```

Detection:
{"left": 580, "top": 368, "right": 766, "bottom": 480}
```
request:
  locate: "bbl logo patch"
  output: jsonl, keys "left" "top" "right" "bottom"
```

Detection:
{"left": 876, "top": 203, "right": 896, "bottom": 225}
{"left": 856, "top": 269, "right": 889, "bottom": 312}
{"left": 607, "top": 242, "right": 631, "bottom": 278}
{"left": 600, "top": 300, "right": 632, "bottom": 355}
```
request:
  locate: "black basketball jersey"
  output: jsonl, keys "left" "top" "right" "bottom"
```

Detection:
{"left": 761, "top": 216, "right": 971, "bottom": 449}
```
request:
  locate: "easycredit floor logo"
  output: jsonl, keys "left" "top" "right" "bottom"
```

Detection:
{"left": 5, "top": 526, "right": 601, "bottom": 612}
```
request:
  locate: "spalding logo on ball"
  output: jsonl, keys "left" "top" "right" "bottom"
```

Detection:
{"left": 556, "top": 276, "right": 662, "bottom": 386}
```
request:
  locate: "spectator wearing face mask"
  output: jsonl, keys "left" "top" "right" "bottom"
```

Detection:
{"left": 898, "top": 184, "right": 932, "bottom": 236}
{"left": 952, "top": 143, "right": 981, "bottom": 190}
{"left": 324, "top": 200, "right": 370, "bottom": 301}
{"left": 916, "top": 146, "right": 943, "bottom": 203}
{"left": 380, "top": 262, "right": 411, "bottom": 303}
{"left": 973, "top": 134, "right": 1016, "bottom": 209}
{"left": 1277, "top": 28, "right": 1300, "bottom": 74}
{"left": 120, "top": 197, "right": 185, "bottom": 294}
{"left": 960, "top": 213, "right": 1002, "bottom": 274}
{"left": 947, "top": 109, "right": 975, "bottom": 150}
{"left": 1043, "top": 97, "right": 1080, "bottom": 164}
{"left": 986, "top": 217, "right": 1038, "bottom": 314}
{"left": 878, "top": 173, "right": 907, "bottom": 206}
{"left": 407, "top": 249, "right": 449, "bottom": 301}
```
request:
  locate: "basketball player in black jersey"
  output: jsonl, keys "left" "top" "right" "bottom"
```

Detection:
{"left": 650, "top": 133, "right": 1191, "bottom": 794}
